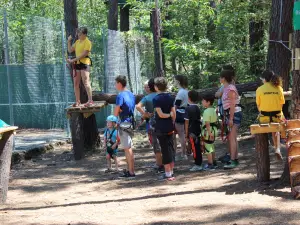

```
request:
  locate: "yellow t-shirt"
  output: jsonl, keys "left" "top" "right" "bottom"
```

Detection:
{"left": 256, "top": 82, "right": 285, "bottom": 113}
{"left": 73, "top": 37, "right": 92, "bottom": 65}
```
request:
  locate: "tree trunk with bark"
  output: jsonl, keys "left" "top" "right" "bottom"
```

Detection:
{"left": 0, "top": 131, "right": 14, "bottom": 203}
{"left": 255, "top": 133, "right": 270, "bottom": 182}
{"left": 93, "top": 81, "right": 261, "bottom": 104}
{"left": 291, "top": 30, "right": 300, "bottom": 119}
{"left": 120, "top": 5, "right": 130, "bottom": 32}
{"left": 150, "top": 8, "right": 164, "bottom": 77}
{"left": 266, "top": 0, "right": 293, "bottom": 117}
{"left": 249, "top": 1, "right": 265, "bottom": 77}
{"left": 108, "top": 0, "right": 118, "bottom": 31}
{"left": 64, "top": 0, "right": 100, "bottom": 159}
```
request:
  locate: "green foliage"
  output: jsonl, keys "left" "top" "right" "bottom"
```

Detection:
{"left": 0, "top": 0, "right": 272, "bottom": 89}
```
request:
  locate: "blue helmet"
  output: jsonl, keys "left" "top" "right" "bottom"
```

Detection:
{"left": 106, "top": 115, "right": 118, "bottom": 123}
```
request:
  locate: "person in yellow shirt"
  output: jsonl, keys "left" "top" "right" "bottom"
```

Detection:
{"left": 256, "top": 70, "right": 285, "bottom": 160}
{"left": 67, "top": 27, "right": 93, "bottom": 107}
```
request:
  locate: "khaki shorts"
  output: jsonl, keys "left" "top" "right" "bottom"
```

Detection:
{"left": 119, "top": 129, "right": 133, "bottom": 149}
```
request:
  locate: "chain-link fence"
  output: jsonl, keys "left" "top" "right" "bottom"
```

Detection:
{"left": 0, "top": 9, "right": 153, "bottom": 133}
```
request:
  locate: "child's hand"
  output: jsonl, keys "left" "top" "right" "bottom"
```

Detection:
{"left": 68, "top": 35, "right": 73, "bottom": 42}
{"left": 209, "top": 133, "right": 214, "bottom": 141}
{"left": 111, "top": 143, "right": 117, "bottom": 150}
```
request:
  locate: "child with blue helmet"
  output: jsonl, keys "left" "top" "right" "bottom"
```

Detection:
{"left": 104, "top": 115, "right": 120, "bottom": 173}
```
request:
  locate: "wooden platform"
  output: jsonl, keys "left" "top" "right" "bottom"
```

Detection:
{"left": 243, "top": 91, "right": 292, "bottom": 104}
{"left": 0, "top": 126, "right": 18, "bottom": 135}
{"left": 250, "top": 123, "right": 286, "bottom": 138}
{"left": 66, "top": 101, "right": 107, "bottom": 118}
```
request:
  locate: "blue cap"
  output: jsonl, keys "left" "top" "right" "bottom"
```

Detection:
{"left": 106, "top": 115, "right": 118, "bottom": 123}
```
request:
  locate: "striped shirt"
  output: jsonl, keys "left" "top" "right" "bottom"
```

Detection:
{"left": 222, "top": 84, "right": 241, "bottom": 112}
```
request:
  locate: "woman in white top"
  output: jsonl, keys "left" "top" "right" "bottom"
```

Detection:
{"left": 174, "top": 75, "right": 189, "bottom": 160}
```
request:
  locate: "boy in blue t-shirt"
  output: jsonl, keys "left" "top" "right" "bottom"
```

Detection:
{"left": 104, "top": 115, "right": 120, "bottom": 173}
{"left": 153, "top": 77, "right": 176, "bottom": 181}
{"left": 114, "top": 75, "right": 136, "bottom": 178}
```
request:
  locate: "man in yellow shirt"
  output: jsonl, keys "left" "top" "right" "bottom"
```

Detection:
{"left": 67, "top": 27, "right": 93, "bottom": 107}
{"left": 256, "top": 70, "right": 285, "bottom": 160}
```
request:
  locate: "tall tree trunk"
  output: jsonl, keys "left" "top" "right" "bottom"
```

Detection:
{"left": 266, "top": 0, "right": 293, "bottom": 117}
{"left": 292, "top": 32, "right": 300, "bottom": 119}
{"left": 206, "top": 1, "right": 217, "bottom": 86}
{"left": 249, "top": 20, "right": 264, "bottom": 76}
{"left": 64, "top": 0, "right": 100, "bottom": 159}
{"left": 108, "top": 0, "right": 118, "bottom": 31}
{"left": 120, "top": 5, "right": 130, "bottom": 32}
{"left": 150, "top": 7, "right": 164, "bottom": 77}
{"left": 249, "top": 0, "right": 265, "bottom": 77}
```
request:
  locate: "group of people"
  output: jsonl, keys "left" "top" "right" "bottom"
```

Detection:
{"left": 103, "top": 66, "right": 244, "bottom": 180}
{"left": 68, "top": 27, "right": 286, "bottom": 180}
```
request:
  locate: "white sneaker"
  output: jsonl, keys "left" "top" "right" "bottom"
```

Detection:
{"left": 275, "top": 149, "right": 283, "bottom": 160}
{"left": 183, "top": 155, "right": 188, "bottom": 160}
{"left": 189, "top": 165, "right": 203, "bottom": 172}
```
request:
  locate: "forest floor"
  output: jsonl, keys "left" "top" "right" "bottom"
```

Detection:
{"left": 1, "top": 133, "right": 300, "bottom": 225}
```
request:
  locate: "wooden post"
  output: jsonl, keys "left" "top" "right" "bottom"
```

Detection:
{"left": 255, "top": 133, "right": 270, "bottom": 182}
{"left": 70, "top": 113, "right": 84, "bottom": 160}
{"left": 0, "top": 127, "right": 17, "bottom": 203}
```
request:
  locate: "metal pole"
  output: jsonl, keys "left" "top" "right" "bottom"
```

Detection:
{"left": 61, "top": 21, "right": 70, "bottom": 137}
{"left": 102, "top": 27, "right": 108, "bottom": 93}
{"left": 3, "top": 10, "right": 14, "bottom": 125}
{"left": 155, "top": 0, "right": 164, "bottom": 76}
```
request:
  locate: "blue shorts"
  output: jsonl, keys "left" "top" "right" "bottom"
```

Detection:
{"left": 226, "top": 111, "right": 242, "bottom": 126}
{"left": 106, "top": 148, "right": 118, "bottom": 158}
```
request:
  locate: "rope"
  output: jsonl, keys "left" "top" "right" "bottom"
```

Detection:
{"left": 268, "top": 0, "right": 292, "bottom": 52}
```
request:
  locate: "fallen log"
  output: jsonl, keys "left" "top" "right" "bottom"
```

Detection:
{"left": 93, "top": 81, "right": 261, "bottom": 104}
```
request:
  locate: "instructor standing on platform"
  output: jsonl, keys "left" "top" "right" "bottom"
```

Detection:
{"left": 67, "top": 27, "right": 94, "bottom": 107}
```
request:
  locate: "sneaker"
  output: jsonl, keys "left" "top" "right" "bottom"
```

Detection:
{"left": 183, "top": 155, "right": 188, "bottom": 160}
{"left": 224, "top": 160, "right": 238, "bottom": 169}
{"left": 72, "top": 102, "right": 81, "bottom": 107}
{"left": 189, "top": 165, "right": 203, "bottom": 172}
{"left": 203, "top": 164, "right": 216, "bottom": 171}
{"left": 213, "top": 160, "right": 218, "bottom": 169}
{"left": 158, "top": 174, "right": 175, "bottom": 181}
{"left": 219, "top": 153, "right": 231, "bottom": 163}
{"left": 119, "top": 171, "right": 136, "bottom": 178}
{"left": 275, "top": 150, "right": 283, "bottom": 161}
{"left": 84, "top": 100, "right": 95, "bottom": 107}
{"left": 157, "top": 166, "right": 165, "bottom": 173}
{"left": 105, "top": 168, "right": 113, "bottom": 173}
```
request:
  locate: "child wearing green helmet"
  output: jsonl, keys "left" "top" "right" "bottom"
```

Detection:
{"left": 104, "top": 115, "right": 120, "bottom": 173}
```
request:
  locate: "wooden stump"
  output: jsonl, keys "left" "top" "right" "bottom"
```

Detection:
{"left": 70, "top": 113, "right": 84, "bottom": 160}
{"left": 255, "top": 133, "right": 270, "bottom": 182}
{"left": 0, "top": 131, "right": 14, "bottom": 203}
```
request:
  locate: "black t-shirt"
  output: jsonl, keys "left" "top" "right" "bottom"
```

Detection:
{"left": 184, "top": 104, "right": 201, "bottom": 136}
{"left": 153, "top": 93, "right": 174, "bottom": 134}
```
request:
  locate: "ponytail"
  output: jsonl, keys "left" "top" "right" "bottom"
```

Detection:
{"left": 261, "top": 70, "right": 282, "bottom": 87}
{"left": 270, "top": 75, "right": 282, "bottom": 87}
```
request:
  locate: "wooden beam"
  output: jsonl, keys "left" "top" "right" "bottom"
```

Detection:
{"left": 93, "top": 81, "right": 261, "bottom": 104}
{"left": 250, "top": 123, "right": 286, "bottom": 137}
{"left": 243, "top": 91, "right": 292, "bottom": 104}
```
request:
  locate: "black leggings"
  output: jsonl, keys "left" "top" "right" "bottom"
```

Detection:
{"left": 157, "top": 133, "right": 174, "bottom": 165}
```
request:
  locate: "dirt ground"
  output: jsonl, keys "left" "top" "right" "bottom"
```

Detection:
{"left": 1, "top": 133, "right": 300, "bottom": 225}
